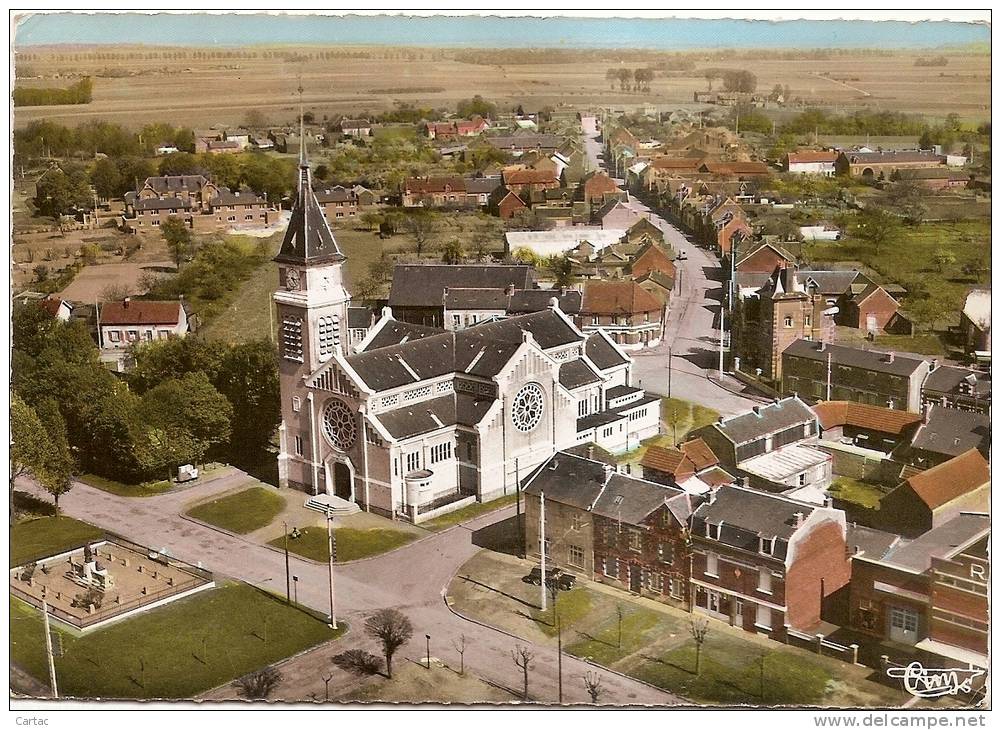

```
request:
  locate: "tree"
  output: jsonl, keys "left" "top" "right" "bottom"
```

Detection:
{"left": 452, "top": 634, "right": 468, "bottom": 676}
{"left": 689, "top": 618, "right": 710, "bottom": 676}
{"left": 885, "top": 181, "right": 927, "bottom": 225}
{"left": 633, "top": 68, "right": 654, "bottom": 92}
{"left": 441, "top": 238, "right": 465, "bottom": 265}
{"left": 213, "top": 340, "right": 281, "bottom": 463}
{"left": 364, "top": 608, "right": 413, "bottom": 678}
{"left": 583, "top": 671, "right": 603, "bottom": 704}
{"left": 34, "top": 399, "right": 74, "bottom": 512}
{"left": 456, "top": 95, "right": 497, "bottom": 120}
{"left": 359, "top": 211, "right": 384, "bottom": 232}
{"left": 235, "top": 666, "right": 283, "bottom": 700}
{"left": 605, "top": 68, "right": 618, "bottom": 90}
{"left": 34, "top": 166, "right": 91, "bottom": 219}
{"left": 547, "top": 254, "right": 574, "bottom": 288}
{"left": 932, "top": 248, "right": 957, "bottom": 273}
{"left": 332, "top": 649, "right": 382, "bottom": 676}
{"left": 158, "top": 152, "right": 201, "bottom": 177}
{"left": 161, "top": 216, "right": 193, "bottom": 270}
{"left": 511, "top": 644, "right": 535, "bottom": 700}
{"left": 138, "top": 372, "right": 233, "bottom": 469}
{"left": 89, "top": 157, "right": 122, "bottom": 200}
{"left": 616, "top": 68, "right": 633, "bottom": 92}
{"left": 852, "top": 207, "right": 903, "bottom": 257}
{"left": 11, "top": 393, "right": 48, "bottom": 523}
{"left": 403, "top": 211, "right": 439, "bottom": 257}
{"left": 616, "top": 604, "right": 625, "bottom": 648}
{"left": 722, "top": 69, "right": 757, "bottom": 94}
{"left": 244, "top": 109, "right": 268, "bottom": 129}
{"left": 511, "top": 247, "right": 541, "bottom": 267}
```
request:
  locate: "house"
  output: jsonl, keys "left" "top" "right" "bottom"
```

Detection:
{"left": 594, "top": 200, "right": 645, "bottom": 230}
{"left": 892, "top": 168, "right": 970, "bottom": 190}
{"left": 578, "top": 280, "right": 664, "bottom": 350}
{"left": 490, "top": 187, "right": 528, "bottom": 220}
{"left": 843, "top": 282, "right": 902, "bottom": 334}
{"left": 781, "top": 340, "right": 930, "bottom": 412}
{"left": 338, "top": 118, "right": 371, "bottom": 138}
{"left": 835, "top": 150, "right": 945, "bottom": 181}
{"left": 314, "top": 185, "right": 377, "bottom": 222}
{"left": 690, "top": 485, "right": 851, "bottom": 639}
{"left": 920, "top": 363, "right": 990, "bottom": 413}
{"left": 402, "top": 176, "right": 469, "bottom": 208}
{"left": 959, "top": 289, "right": 990, "bottom": 358}
{"left": 122, "top": 175, "right": 273, "bottom": 233}
{"left": 629, "top": 241, "right": 675, "bottom": 282}
{"left": 387, "top": 264, "right": 533, "bottom": 328}
{"left": 811, "top": 400, "right": 922, "bottom": 457}
{"left": 732, "top": 242, "right": 796, "bottom": 276}
{"left": 505, "top": 228, "right": 627, "bottom": 259}
{"left": 879, "top": 449, "right": 990, "bottom": 538}
{"left": 904, "top": 404, "right": 990, "bottom": 468}
{"left": 99, "top": 298, "right": 189, "bottom": 350}
{"left": 624, "top": 217, "right": 665, "bottom": 246}
{"left": 695, "top": 396, "right": 832, "bottom": 496}
{"left": 37, "top": 294, "right": 73, "bottom": 322}
{"left": 785, "top": 150, "right": 838, "bottom": 176}
{"left": 641, "top": 439, "right": 734, "bottom": 494}
{"left": 484, "top": 134, "right": 565, "bottom": 156}
{"left": 580, "top": 171, "right": 623, "bottom": 205}
{"left": 346, "top": 306, "right": 375, "bottom": 351}
{"left": 501, "top": 167, "right": 560, "bottom": 196}
{"left": 849, "top": 513, "right": 988, "bottom": 668}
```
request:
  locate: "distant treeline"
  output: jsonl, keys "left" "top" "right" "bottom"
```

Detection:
{"left": 15, "top": 119, "right": 194, "bottom": 159}
{"left": 915, "top": 55, "right": 949, "bottom": 67}
{"left": 13, "top": 77, "right": 92, "bottom": 106}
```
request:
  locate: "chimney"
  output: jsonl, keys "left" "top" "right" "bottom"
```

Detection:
{"left": 587, "top": 445, "right": 595, "bottom": 460}
{"left": 818, "top": 341, "right": 826, "bottom": 352}
{"left": 921, "top": 403, "right": 931, "bottom": 424}
{"left": 548, "top": 297, "right": 560, "bottom": 310}
{"left": 885, "top": 352, "right": 895, "bottom": 364}
{"left": 930, "top": 358, "right": 939, "bottom": 372}
{"left": 123, "top": 297, "right": 131, "bottom": 309}
{"left": 793, "top": 511, "right": 805, "bottom": 527}
{"left": 708, "top": 489, "right": 717, "bottom": 505}
{"left": 752, "top": 405, "right": 762, "bottom": 416}
{"left": 602, "top": 464, "right": 615, "bottom": 482}
{"left": 823, "top": 496, "right": 833, "bottom": 508}
{"left": 740, "top": 476, "right": 750, "bottom": 488}
{"left": 506, "top": 283, "right": 516, "bottom": 297}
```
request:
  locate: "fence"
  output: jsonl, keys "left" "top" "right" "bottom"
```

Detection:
{"left": 786, "top": 627, "right": 860, "bottom": 665}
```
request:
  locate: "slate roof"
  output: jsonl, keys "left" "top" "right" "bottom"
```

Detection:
{"left": 899, "top": 449, "right": 990, "bottom": 510}
{"left": 388, "top": 265, "right": 533, "bottom": 308}
{"left": 895, "top": 168, "right": 970, "bottom": 181}
{"left": 313, "top": 185, "right": 356, "bottom": 203}
{"left": 606, "top": 385, "right": 641, "bottom": 400}
{"left": 141, "top": 175, "right": 209, "bottom": 194}
{"left": 692, "top": 486, "right": 818, "bottom": 555}
{"left": 922, "top": 366, "right": 991, "bottom": 400}
{"left": 346, "top": 309, "right": 579, "bottom": 392}
{"left": 591, "top": 474, "right": 684, "bottom": 525}
{"left": 799, "top": 270, "right": 865, "bottom": 295}
{"left": 444, "top": 288, "right": 510, "bottom": 310}
{"left": 878, "top": 513, "right": 989, "bottom": 572}
{"left": 361, "top": 320, "right": 445, "bottom": 352}
{"left": 910, "top": 405, "right": 990, "bottom": 457}
{"left": 507, "top": 289, "right": 582, "bottom": 315}
{"left": 812, "top": 401, "right": 922, "bottom": 436}
{"left": 521, "top": 452, "right": 610, "bottom": 509}
{"left": 842, "top": 150, "right": 944, "bottom": 165}
{"left": 100, "top": 300, "right": 183, "bottom": 326}
{"left": 211, "top": 186, "right": 266, "bottom": 206}
{"left": 577, "top": 411, "right": 626, "bottom": 432}
{"left": 465, "top": 177, "right": 502, "bottom": 195}
{"left": 846, "top": 524, "right": 901, "bottom": 560}
{"left": 558, "top": 359, "right": 601, "bottom": 389}
{"left": 371, "top": 392, "right": 494, "bottom": 440}
{"left": 585, "top": 333, "right": 628, "bottom": 371}
{"left": 714, "top": 396, "right": 816, "bottom": 445}
{"left": 347, "top": 306, "right": 371, "bottom": 330}
{"left": 275, "top": 159, "right": 344, "bottom": 265}
{"left": 133, "top": 197, "right": 197, "bottom": 212}
{"left": 783, "top": 340, "right": 928, "bottom": 377}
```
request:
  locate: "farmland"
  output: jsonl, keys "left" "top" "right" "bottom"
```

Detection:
{"left": 13, "top": 46, "right": 990, "bottom": 131}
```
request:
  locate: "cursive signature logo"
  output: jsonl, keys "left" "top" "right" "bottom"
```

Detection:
{"left": 886, "top": 661, "right": 985, "bottom": 698}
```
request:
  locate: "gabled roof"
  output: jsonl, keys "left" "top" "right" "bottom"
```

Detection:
{"left": 591, "top": 474, "right": 685, "bottom": 525}
{"left": 842, "top": 150, "right": 944, "bottom": 165}
{"left": 680, "top": 438, "right": 719, "bottom": 471}
{"left": 360, "top": 320, "right": 445, "bottom": 352}
{"left": 910, "top": 405, "right": 990, "bottom": 457}
{"left": 371, "top": 392, "right": 494, "bottom": 440}
{"left": 141, "top": 175, "right": 210, "bottom": 194}
{"left": 692, "top": 486, "right": 819, "bottom": 552}
{"left": 878, "top": 513, "right": 989, "bottom": 572}
{"left": 582, "top": 280, "right": 661, "bottom": 316}
{"left": 783, "top": 340, "right": 928, "bottom": 377}
{"left": 585, "top": 332, "right": 629, "bottom": 371}
{"left": 558, "top": 359, "right": 601, "bottom": 389}
{"left": 798, "top": 270, "right": 865, "bottom": 295}
{"left": 735, "top": 242, "right": 795, "bottom": 268}
{"left": 899, "top": 449, "right": 989, "bottom": 510}
{"left": 521, "top": 452, "right": 610, "bottom": 510}
{"left": 100, "top": 300, "right": 183, "bottom": 326}
{"left": 812, "top": 401, "right": 922, "bottom": 436}
{"left": 405, "top": 176, "right": 467, "bottom": 194}
{"left": 713, "top": 396, "right": 816, "bottom": 445}
{"left": 922, "top": 365, "right": 991, "bottom": 399}
{"left": 507, "top": 289, "right": 582, "bottom": 315}
{"left": 640, "top": 445, "right": 696, "bottom": 479}
{"left": 388, "top": 265, "right": 533, "bottom": 308}
{"left": 275, "top": 154, "right": 344, "bottom": 266}
{"left": 787, "top": 150, "right": 838, "bottom": 164}
{"left": 502, "top": 168, "right": 558, "bottom": 186}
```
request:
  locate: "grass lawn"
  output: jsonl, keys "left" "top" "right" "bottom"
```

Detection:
{"left": 615, "top": 398, "right": 721, "bottom": 468}
{"left": 273, "top": 526, "right": 417, "bottom": 563}
{"left": 870, "top": 333, "right": 948, "bottom": 357}
{"left": 10, "top": 582, "right": 342, "bottom": 699}
{"left": 803, "top": 219, "right": 990, "bottom": 330}
{"left": 10, "top": 516, "right": 105, "bottom": 567}
{"left": 420, "top": 493, "right": 518, "bottom": 532}
{"left": 830, "top": 477, "right": 885, "bottom": 510}
{"left": 80, "top": 473, "right": 173, "bottom": 498}
{"left": 186, "top": 486, "right": 285, "bottom": 534}
{"left": 344, "top": 661, "right": 512, "bottom": 704}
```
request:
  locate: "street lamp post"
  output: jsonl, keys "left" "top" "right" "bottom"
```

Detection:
{"left": 326, "top": 507, "right": 337, "bottom": 629}
{"left": 283, "top": 521, "right": 291, "bottom": 604}
{"left": 292, "top": 575, "right": 299, "bottom": 604}
{"left": 425, "top": 634, "right": 431, "bottom": 670}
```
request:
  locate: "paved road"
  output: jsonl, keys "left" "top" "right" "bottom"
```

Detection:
{"left": 579, "top": 116, "right": 760, "bottom": 416}
{"left": 21, "top": 477, "right": 679, "bottom": 706}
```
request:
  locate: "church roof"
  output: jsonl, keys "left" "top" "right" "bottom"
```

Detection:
{"left": 275, "top": 151, "right": 344, "bottom": 266}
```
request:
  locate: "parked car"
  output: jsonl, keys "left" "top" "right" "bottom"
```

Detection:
{"left": 524, "top": 566, "right": 562, "bottom": 586}
{"left": 553, "top": 572, "right": 577, "bottom": 591}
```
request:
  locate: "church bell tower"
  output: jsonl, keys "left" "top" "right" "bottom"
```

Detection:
{"left": 274, "top": 119, "right": 350, "bottom": 490}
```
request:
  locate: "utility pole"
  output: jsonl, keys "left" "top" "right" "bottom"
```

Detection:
{"left": 539, "top": 490, "right": 547, "bottom": 612}
{"left": 718, "top": 312, "right": 725, "bottom": 378}
{"left": 557, "top": 612, "right": 563, "bottom": 704}
{"left": 667, "top": 347, "right": 673, "bottom": 399}
{"left": 826, "top": 351, "right": 832, "bottom": 401}
{"left": 42, "top": 601, "right": 58, "bottom": 699}
{"left": 515, "top": 457, "right": 522, "bottom": 558}
{"left": 326, "top": 507, "right": 337, "bottom": 629}
{"left": 283, "top": 521, "right": 291, "bottom": 604}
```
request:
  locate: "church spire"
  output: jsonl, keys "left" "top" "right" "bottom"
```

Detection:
{"left": 274, "top": 82, "right": 344, "bottom": 266}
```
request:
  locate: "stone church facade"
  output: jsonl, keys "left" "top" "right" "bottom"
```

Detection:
{"left": 275, "top": 145, "right": 661, "bottom": 523}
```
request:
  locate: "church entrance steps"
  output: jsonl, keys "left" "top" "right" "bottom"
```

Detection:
{"left": 304, "top": 494, "right": 361, "bottom": 516}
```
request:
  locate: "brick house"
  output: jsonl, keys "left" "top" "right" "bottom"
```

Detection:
{"left": 920, "top": 363, "right": 991, "bottom": 413}
{"left": 893, "top": 167, "right": 970, "bottom": 190}
{"left": 781, "top": 340, "right": 930, "bottom": 412}
{"left": 490, "top": 187, "right": 528, "bottom": 220}
{"left": 501, "top": 167, "right": 560, "bottom": 197}
{"left": 628, "top": 241, "right": 676, "bottom": 282}
{"left": 337, "top": 118, "right": 371, "bottom": 138}
{"left": 690, "top": 485, "right": 851, "bottom": 639}
{"left": 903, "top": 404, "right": 990, "bottom": 468}
{"left": 578, "top": 280, "right": 664, "bottom": 350}
{"left": 122, "top": 175, "right": 272, "bottom": 233}
{"left": 843, "top": 283, "right": 902, "bottom": 333}
{"left": 641, "top": 440, "right": 734, "bottom": 493}
{"left": 849, "top": 513, "right": 988, "bottom": 668}
{"left": 879, "top": 449, "right": 990, "bottom": 538}
{"left": 785, "top": 150, "right": 838, "bottom": 176}
{"left": 835, "top": 150, "right": 945, "bottom": 181}
{"left": 314, "top": 184, "right": 377, "bottom": 222}
{"left": 99, "top": 298, "right": 189, "bottom": 350}
{"left": 732, "top": 242, "right": 796, "bottom": 276}
{"left": 811, "top": 400, "right": 922, "bottom": 457}
{"left": 580, "top": 170, "right": 623, "bottom": 205}
{"left": 594, "top": 200, "right": 644, "bottom": 230}
{"left": 695, "top": 396, "right": 832, "bottom": 496}
{"left": 402, "top": 176, "right": 470, "bottom": 208}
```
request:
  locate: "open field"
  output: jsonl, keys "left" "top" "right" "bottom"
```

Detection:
{"left": 10, "top": 582, "right": 341, "bottom": 699}
{"left": 13, "top": 46, "right": 990, "bottom": 130}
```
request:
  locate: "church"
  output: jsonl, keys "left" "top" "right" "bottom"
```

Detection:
{"left": 274, "top": 143, "right": 661, "bottom": 523}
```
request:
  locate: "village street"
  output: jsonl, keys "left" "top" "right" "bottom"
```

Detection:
{"left": 19, "top": 475, "right": 679, "bottom": 706}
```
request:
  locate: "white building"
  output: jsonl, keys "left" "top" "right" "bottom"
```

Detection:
{"left": 98, "top": 298, "right": 188, "bottom": 350}
{"left": 505, "top": 228, "right": 627, "bottom": 258}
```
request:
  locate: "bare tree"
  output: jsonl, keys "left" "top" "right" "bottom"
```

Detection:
{"left": 235, "top": 666, "right": 283, "bottom": 700}
{"left": 583, "top": 671, "right": 603, "bottom": 704}
{"left": 616, "top": 604, "right": 625, "bottom": 648}
{"left": 100, "top": 283, "right": 131, "bottom": 303}
{"left": 689, "top": 618, "right": 711, "bottom": 676}
{"left": 511, "top": 644, "right": 535, "bottom": 700}
{"left": 332, "top": 649, "right": 382, "bottom": 676}
{"left": 364, "top": 608, "right": 413, "bottom": 678}
{"left": 403, "top": 211, "right": 439, "bottom": 258}
{"left": 452, "top": 634, "right": 468, "bottom": 676}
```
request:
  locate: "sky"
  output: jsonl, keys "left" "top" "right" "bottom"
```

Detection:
{"left": 13, "top": 13, "right": 990, "bottom": 50}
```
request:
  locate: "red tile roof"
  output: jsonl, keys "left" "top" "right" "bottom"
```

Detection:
{"left": 651, "top": 156, "right": 705, "bottom": 171}
{"left": 812, "top": 401, "right": 922, "bottom": 436}
{"left": 680, "top": 438, "right": 720, "bottom": 471}
{"left": 101, "top": 300, "right": 183, "bottom": 326}
{"left": 502, "top": 168, "right": 558, "bottom": 186}
{"left": 641, "top": 445, "right": 696, "bottom": 479}
{"left": 787, "top": 150, "right": 839, "bottom": 164}
{"left": 582, "top": 281, "right": 662, "bottom": 316}
{"left": 38, "top": 296, "right": 68, "bottom": 317}
{"left": 405, "top": 176, "right": 467, "bottom": 194}
{"left": 902, "top": 449, "right": 990, "bottom": 509}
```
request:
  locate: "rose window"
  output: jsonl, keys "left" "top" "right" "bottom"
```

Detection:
{"left": 322, "top": 399, "right": 357, "bottom": 450}
{"left": 511, "top": 383, "right": 545, "bottom": 432}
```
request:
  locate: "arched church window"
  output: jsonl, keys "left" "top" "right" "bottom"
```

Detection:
{"left": 511, "top": 382, "right": 545, "bottom": 433}
{"left": 318, "top": 315, "right": 340, "bottom": 359}
{"left": 282, "top": 316, "right": 303, "bottom": 362}
{"left": 322, "top": 398, "right": 357, "bottom": 451}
